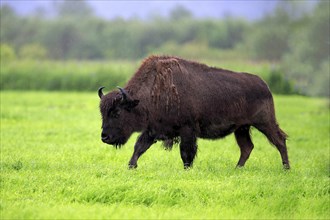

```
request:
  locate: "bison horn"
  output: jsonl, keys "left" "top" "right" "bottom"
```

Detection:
{"left": 117, "top": 86, "right": 129, "bottom": 100}
{"left": 98, "top": 86, "right": 105, "bottom": 99}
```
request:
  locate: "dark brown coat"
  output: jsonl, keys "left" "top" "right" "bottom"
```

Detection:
{"left": 99, "top": 55, "right": 290, "bottom": 169}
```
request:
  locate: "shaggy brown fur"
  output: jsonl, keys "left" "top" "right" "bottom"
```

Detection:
{"left": 99, "top": 55, "right": 290, "bottom": 170}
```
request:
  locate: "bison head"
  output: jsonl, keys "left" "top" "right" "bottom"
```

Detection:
{"left": 98, "top": 86, "right": 140, "bottom": 147}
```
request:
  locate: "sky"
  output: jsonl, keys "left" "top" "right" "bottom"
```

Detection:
{"left": 0, "top": 0, "right": 317, "bottom": 21}
{"left": 1, "top": 0, "right": 277, "bottom": 20}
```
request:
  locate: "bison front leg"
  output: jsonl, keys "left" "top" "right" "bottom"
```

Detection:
{"left": 179, "top": 127, "right": 197, "bottom": 169}
{"left": 128, "top": 131, "right": 155, "bottom": 169}
{"left": 234, "top": 126, "right": 254, "bottom": 168}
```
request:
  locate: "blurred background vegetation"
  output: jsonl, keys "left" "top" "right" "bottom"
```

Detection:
{"left": 0, "top": 0, "right": 329, "bottom": 96}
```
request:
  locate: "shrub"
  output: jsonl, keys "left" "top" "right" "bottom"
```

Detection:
{"left": 0, "top": 60, "right": 135, "bottom": 91}
{"left": 19, "top": 43, "right": 48, "bottom": 60}
{"left": 0, "top": 44, "right": 16, "bottom": 61}
{"left": 266, "top": 68, "right": 296, "bottom": 95}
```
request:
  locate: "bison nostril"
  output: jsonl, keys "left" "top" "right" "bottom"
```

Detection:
{"left": 101, "top": 133, "right": 109, "bottom": 141}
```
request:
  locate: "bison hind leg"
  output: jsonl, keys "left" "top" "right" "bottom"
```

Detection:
{"left": 234, "top": 125, "right": 254, "bottom": 168}
{"left": 254, "top": 123, "right": 290, "bottom": 169}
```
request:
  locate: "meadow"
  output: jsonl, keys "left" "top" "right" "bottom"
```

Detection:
{"left": 0, "top": 59, "right": 291, "bottom": 94}
{"left": 0, "top": 91, "right": 329, "bottom": 219}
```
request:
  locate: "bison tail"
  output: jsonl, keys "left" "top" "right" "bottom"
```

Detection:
{"left": 278, "top": 126, "right": 288, "bottom": 140}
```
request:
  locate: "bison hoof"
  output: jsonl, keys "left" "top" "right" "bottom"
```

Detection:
{"left": 283, "top": 163, "right": 290, "bottom": 170}
{"left": 128, "top": 164, "right": 137, "bottom": 169}
{"left": 183, "top": 163, "right": 192, "bottom": 170}
{"left": 235, "top": 165, "right": 244, "bottom": 169}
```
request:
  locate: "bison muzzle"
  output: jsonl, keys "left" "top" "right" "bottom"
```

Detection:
{"left": 98, "top": 55, "right": 290, "bottom": 170}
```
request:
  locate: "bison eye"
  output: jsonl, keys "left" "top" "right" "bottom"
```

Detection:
{"left": 109, "top": 109, "right": 120, "bottom": 118}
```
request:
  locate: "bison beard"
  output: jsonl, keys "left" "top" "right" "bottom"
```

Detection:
{"left": 98, "top": 55, "right": 290, "bottom": 170}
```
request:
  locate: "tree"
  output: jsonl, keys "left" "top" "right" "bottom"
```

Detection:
{"left": 282, "top": 1, "right": 330, "bottom": 96}
{"left": 244, "top": 1, "right": 316, "bottom": 61}
{"left": 169, "top": 5, "right": 192, "bottom": 21}
{"left": 43, "top": 19, "right": 81, "bottom": 59}
{"left": 53, "top": 0, "right": 94, "bottom": 19}
{"left": 245, "top": 26, "right": 289, "bottom": 61}
{"left": 0, "top": 5, "right": 21, "bottom": 46}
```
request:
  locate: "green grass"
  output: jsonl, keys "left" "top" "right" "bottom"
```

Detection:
{"left": 1, "top": 59, "right": 287, "bottom": 93}
{"left": 1, "top": 91, "right": 329, "bottom": 219}
{"left": 0, "top": 60, "right": 137, "bottom": 91}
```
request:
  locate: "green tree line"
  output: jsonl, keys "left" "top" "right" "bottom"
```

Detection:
{"left": 0, "top": 0, "right": 329, "bottom": 96}
{"left": 0, "top": 2, "right": 248, "bottom": 60}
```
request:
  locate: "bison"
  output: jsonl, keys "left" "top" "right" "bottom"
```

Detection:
{"left": 98, "top": 55, "right": 290, "bottom": 170}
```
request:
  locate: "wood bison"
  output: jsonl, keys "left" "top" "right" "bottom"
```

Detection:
{"left": 98, "top": 55, "right": 290, "bottom": 170}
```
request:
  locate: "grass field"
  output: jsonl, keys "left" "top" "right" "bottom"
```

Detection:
{"left": 0, "top": 59, "right": 274, "bottom": 92}
{"left": 0, "top": 91, "right": 329, "bottom": 219}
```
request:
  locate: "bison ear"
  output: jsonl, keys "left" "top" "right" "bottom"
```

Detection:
{"left": 117, "top": 86, "right": 139, "bottom": 110}
{"left": 117, "top": 86, "right": 129, "bottom": 100}
{"left": 121, "top": 99, "right": 139, "bottom": 111}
